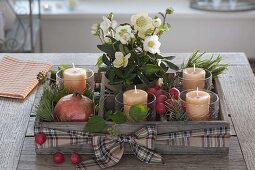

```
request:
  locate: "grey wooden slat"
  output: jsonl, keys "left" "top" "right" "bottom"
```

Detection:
{"left": 0, "top": 90, "right": 37, "bottom": 170}
{"left": 217, "top": 64, "right": 255, "bottom": 170}
{"left": 26, "top": 117, "right": 35, "bottom": 137}
{"left": 17, "top": 137, "right": 246, "bottom": 170}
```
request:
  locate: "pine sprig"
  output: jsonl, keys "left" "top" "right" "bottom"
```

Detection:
{"left": 181, "top": 50, "right": 229, "bottom": 78}
{"left": 35, "top": 85, "right": 69, "bottom": 122}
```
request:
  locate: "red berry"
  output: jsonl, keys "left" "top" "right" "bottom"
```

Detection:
{"left": 35, "top": 132, "right": 46, "bottom": 145}
{"left": 156, "top": 103, "right": 166, "bottom": 115}
{"left": 53, "top": 152, "right": 65, "bottom": 164}
{"left": 165, "top": 99, "right": 174, "bottom": 108}
{"left": 147, "top": 88, "right": 157, "bottom": 95}
{"left": 156, "top": 95, "right": 167, "bottom": 104}
{"left": 70, "top": 152, "right": 81, "bottom": 164}
{"left": 155, "top": 89, "right": 165, "bottom": 97}
{"left": 168, "top": 87, "right": 180, "bottom": 99}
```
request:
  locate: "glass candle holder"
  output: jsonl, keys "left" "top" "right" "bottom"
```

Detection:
{"left": 174, "top": 69, "right": 212, "bottom": 91}
{"left": 115, "top": 92, "right": 156, "bottom": 122}
{"left": 180, "top": 89, "right": 219, "bottom": 121}
{"left": 56, "top": 68, "right": 94, "bottom": 95}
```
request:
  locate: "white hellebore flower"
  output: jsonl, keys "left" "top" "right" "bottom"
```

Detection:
{"left": 113, "top": 52, "right": 131, "bottom": 68}
{"left": 143, "top": 35, "right": 161, "bottom": 54}
{"left": 100, "top": 16, "right": 117, "bottom": 36}
{"left": 152, "top": 18, "right": 162, "bottom": 28}
{"left": 131, "top": 12, "right": 152, "bottom": 32}
{"left": 115, "top": 25, "right": 134, "bottom": 44}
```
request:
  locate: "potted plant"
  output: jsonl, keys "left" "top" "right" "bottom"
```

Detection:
{"left": 92, "top": 8, "right": 178, "bottom": 91}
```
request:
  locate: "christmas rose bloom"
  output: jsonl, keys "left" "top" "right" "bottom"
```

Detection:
{"left": 152, "top": 18, "right": 161, "bottom": 28}
{"left": 100, "top": 16, "right": 117, "bottom": 36}
{"left": 143, "top": 35, "right": 161, "bottom": 54}
{"left": 115, "top": 25, "right": 134, "bottom": 44}
{"left": 91, "top": 23, "right": 99, "bottom": 35}
{"left": 131, "top": 12, "right": 152, "bottom": 32}
{"left": 113, "top": 52, "right": 131, "bottom": 68}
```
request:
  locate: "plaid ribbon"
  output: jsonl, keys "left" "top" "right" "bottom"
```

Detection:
{"left": 76, "top": 126, "right": 163, "bottom": 170}
{"left": 35, "top": 125, "right": 162, "bottom": 170}
{"left": 156, "top": 126, "right": 230, "bottom": 147}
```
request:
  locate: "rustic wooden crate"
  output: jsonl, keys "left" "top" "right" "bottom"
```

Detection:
{"left": 35, "top": 73, "right": 230, "bottom": 155}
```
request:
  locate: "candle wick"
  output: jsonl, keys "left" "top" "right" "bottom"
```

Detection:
{"left": 193, "top": 64, "right": 196, "bottom": 72}
{"left": 72, "top": 63, "right": 75, "bottom": 69}
{"left": 196, "top": 87, "right": 198, "bottom": 96}
{"left": 135, "top": 85, "right": 137, "bottom": 93}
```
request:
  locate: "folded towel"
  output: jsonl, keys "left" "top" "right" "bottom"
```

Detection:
{"left": 0, "top": 56, "right": 53, "bottom": 99}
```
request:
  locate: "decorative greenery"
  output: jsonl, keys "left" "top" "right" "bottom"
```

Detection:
{"left": 166, "top": 99, "right": 187, "bottom": 121}
{"left": 129, "top": 104, "right": 149, "bottom": 122}
{"left": 35, "top": 85, "right": 69, "bottom": 121}
{"left": 181, "top": 50, "right": 229, "bottom": 78}
{"left": 107, "top": 124, "right": 120, "bottom": 137}
{"left": 92, "top": 8, "right": 178, "bottom": 88}
{"left": 84, "top": 115, "right": 106, "bottom": 133}
{"left": 111, "top": 112, "right": 127, "bottom": 124}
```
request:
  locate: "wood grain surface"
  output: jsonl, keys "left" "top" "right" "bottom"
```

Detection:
{"left": 0, "top": 53, "right": 252, "bottom": 170}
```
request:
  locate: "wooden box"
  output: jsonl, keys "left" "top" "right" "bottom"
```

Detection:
{"left": 35, "top": 74, "right": 230, "bottom": 155}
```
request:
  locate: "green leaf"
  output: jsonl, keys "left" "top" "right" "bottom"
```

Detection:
{"left": 102, "top": 54, "right": 111, "bottom": 66}
{"left": 97, "top": 44, "right": 115, "bottom": 57}
{"left": 129, "top": 104, "right": 149, "bottom": 122}
{"left": 163, "top": 60, "right": 179, "bottom": 70}
{"left": 111, "top": 112, "right": 127, "bottom": 124}
{"left": 96, "top": 56, "right": 103, "bottom": 68}
{"left": 84, "top": 116, "right": 106, "bottom": 133}
{"left": 58, "top": 64, "right": 69, "bottom": 71}
{"left": 104, "top": 110, "right": 113, "bottom": 121}
{"left": 106, "top": 69, "right": 115, "bottom": 81}
{"left": 138, "top": 72, "right": 149, "bottom": 85}
{"left": 164, "top": 56, "right": 175, "bottom": 60}
{"left": 142, "top": 64, "right": 160, "bottom": 76}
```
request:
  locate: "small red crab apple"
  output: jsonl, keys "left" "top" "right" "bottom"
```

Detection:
{"left": 155, "top": 89, "right": 165, "bottom": 98}
{"left": 168, "top": 87, "right": 180, "bottom": 99}
{"left": 53, "top": 152, "right": 65, "bottom": 164}
{"left": 35, "top": 132, "right": 46, "bottom": 145}
{"left": 70, "top": 152, "right": 81, "bottom": 164}
{"left": 156, "top": 94, "right": 167, "bottom": 104}
{"left": 147, "top": 88, "right": 157, "bottom": 95}
{"left": 156, "top": 103, "right": 167, "bottom": 115}
{"left": 165, "top": 98, "right": 174, "bottom": 108}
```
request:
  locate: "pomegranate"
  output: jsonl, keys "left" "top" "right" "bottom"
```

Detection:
{"left": 54, "top": 93, "right": 93, "bottom": 122}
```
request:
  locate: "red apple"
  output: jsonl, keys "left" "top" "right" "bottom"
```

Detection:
{"left": 54, "top": 93, "right": 93, "bottom": 122}
{"left": 147, "top": 88, "right": 157, "bottom": 95}
{"left": 70, "top": 152, "right": 81, "bottom": 164}
{"left": 155, "top": 89, "right": 165, "bottom": 97}
{"left": 156, "top": 103, "right": 166, "bottom": 115}
{"left": 168, "top": 87, "right": 180, "bottom": 99}
{"left": 156, "top": 95, "right": 167, "bottom": 104}
{"left": 53, "top": 152, "right": 65, "bottom": 164}
{"left": 35, "top": 132, "right": 46, "bottom": 145}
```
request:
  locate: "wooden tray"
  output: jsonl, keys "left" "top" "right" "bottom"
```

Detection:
{"left": 35, "top": 73, "right": 230, "bottom": 155}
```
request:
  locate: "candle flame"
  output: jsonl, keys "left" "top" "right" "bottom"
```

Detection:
{"left": 196, "top": 87, "right": 199, "bottom": 96}
{"left": 72, "top": 63, "right": 75, "bottom": 68}
{"left": 193, "top": 64, "right": 196, "bottom": 72}
{"left": 135, "top": 85, "right": 137, "bottom": 93}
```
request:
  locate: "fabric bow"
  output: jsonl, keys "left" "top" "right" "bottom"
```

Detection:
{"left": 77, "top": 126, "right": 163, "bottom": 170}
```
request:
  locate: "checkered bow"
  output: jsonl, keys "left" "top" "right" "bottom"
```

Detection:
{"left": 77, "top": 125, "right": 163, "bottom": 170}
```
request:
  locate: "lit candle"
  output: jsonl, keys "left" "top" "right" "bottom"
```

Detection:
{"left": 63, "top": 64, "right": 87, "bottom": 94}
{"left": 123, "top": 86, "right": 148, "bottom": 121}
{"left": 185, "top": 88, "right": 210, "bottom": 121}
{"left": 183, "top": 65, "right": 206, "bottom": 90}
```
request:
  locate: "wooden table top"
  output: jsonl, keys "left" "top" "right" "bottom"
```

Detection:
{"left": 0, "top": 53, "right": 253, "bottom": 170}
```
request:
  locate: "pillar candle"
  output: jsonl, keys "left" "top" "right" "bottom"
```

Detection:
{"left": 123, "top": 87, "right": 148, "bottom": 121}
{"left": 183, "top": 66, "right": 206, "bottom": 90}
{"left": 185, "top": 89, "right": 210, "bottom": 121}
{"left": 63, "top": 65, "right": 86, "bottom": 94}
